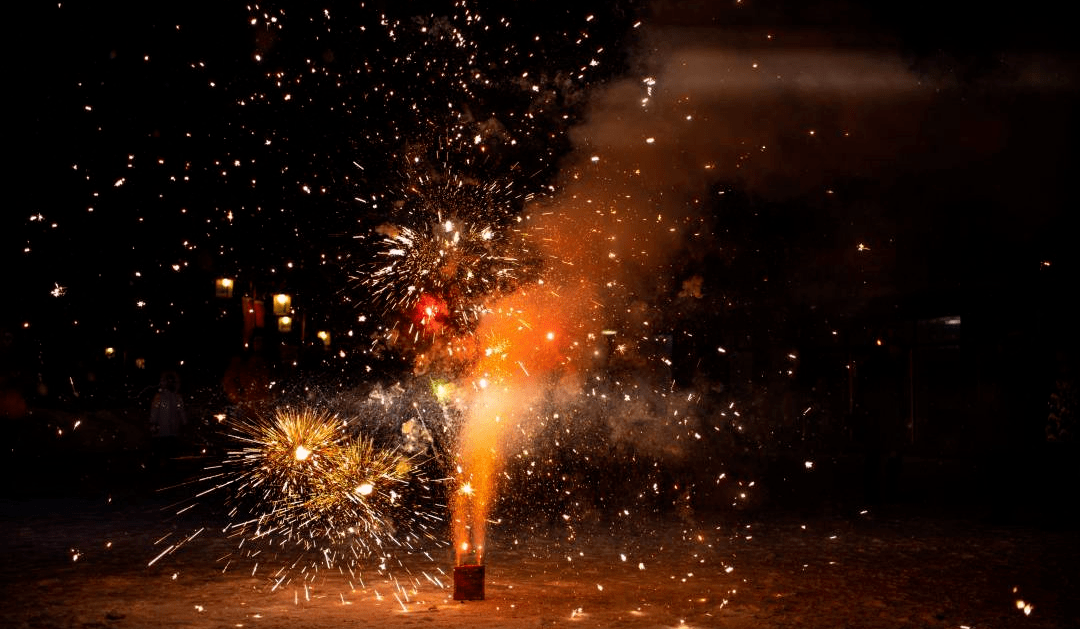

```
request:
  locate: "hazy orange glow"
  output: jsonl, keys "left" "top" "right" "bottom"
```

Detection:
{"left": 451, "top": 281, "right": 599, "bottom": 565}
{"left": 448, "top": 123, "right": 699, "bottom": 564}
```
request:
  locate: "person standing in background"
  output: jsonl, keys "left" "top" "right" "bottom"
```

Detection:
{"left": 150, "top": 370, "right": 187, "bottom": 466}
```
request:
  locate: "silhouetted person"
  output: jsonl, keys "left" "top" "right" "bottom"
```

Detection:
{"left": 150, "top": 370, "right": 187, "bottom": 470}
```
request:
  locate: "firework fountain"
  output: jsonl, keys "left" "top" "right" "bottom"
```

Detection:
{"left": 151, "top": 27, "right": 743, "bottom": 606}
{"left": 142, "top": 0, "right": 741, "bottom": 604}
{"left": 446, "top": 282, "right": 602, "bottom": 598}
{"left": 148, "top": 0, "right": 944, "bottom": 610}
{"left": 346, "top": 43, "right": 740, "bottom": 597}
{"left": 8, "top": 0, "right": 1075, "bottom": 625}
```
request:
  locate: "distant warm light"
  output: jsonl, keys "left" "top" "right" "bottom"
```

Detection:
{"left": 294, "top": 445, "right": 312, "bottom": 461}
{"left": 215, "top": 277, "right": 234, "bottom": 298}
{"left": 316, "top": 330, "right": 331, "bottom": 346}
{"left": 876, "top": 339, "right": 884, "bottom": 346}
{"left": 273, "top": 293, "right": 292, "bottom": 315}
{"left": 278, "top": 315, "right": 293, "bottom": 332}
{"left": 104, "top": 347, "right": 116, "bottom": 358}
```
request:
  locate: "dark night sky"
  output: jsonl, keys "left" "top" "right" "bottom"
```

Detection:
{"left": 4, "top": 0, "right": 1079, "bottom": 396}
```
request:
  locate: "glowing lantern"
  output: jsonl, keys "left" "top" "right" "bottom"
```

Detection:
{"left": 273, "top": 293, "right": 292, "bottom": 315}
{"left": 316, "top": 330, "right": 331, "bottom": 346}
{"left": 215, "top": 277, "right": 235, "bottom": 298}
{"left": 278, "top": 315, "right": 293, "bottom": 333}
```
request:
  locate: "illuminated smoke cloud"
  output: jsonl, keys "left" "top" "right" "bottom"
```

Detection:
{"left": 470, "top": 22, "right": 945, "bottom": 472}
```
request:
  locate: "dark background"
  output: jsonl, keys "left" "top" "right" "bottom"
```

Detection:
{"left": 3, "top": 1, "right": 1078, "bottom": 517}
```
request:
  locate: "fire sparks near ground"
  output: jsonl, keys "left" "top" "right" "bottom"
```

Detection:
{"left": 157, "top": 405, "right": 446, "bottom": 588}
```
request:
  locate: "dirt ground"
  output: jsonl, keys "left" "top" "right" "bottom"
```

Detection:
{"left": 2, "top": 492, "right": 1077, "bottom": 629}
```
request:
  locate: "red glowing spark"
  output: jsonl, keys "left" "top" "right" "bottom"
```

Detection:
{"left": 413, "top": 292, "right": 449, "bottom": 335}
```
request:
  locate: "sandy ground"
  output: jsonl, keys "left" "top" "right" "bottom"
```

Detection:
{"left": 2, "top": 492, "right": 1077, "bottom": 629}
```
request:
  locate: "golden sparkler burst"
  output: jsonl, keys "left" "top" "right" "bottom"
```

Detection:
{"left": 231, "top": 406, "right": 343, "bottom": 498}
{"left": 303, "top": 437, "right": 418, "bottom": 544}
{"left": 219, "top": 406, "right": 347, "bottom": 551}
{"left": 212, "top": 405, "right": 446, "bottom": 578}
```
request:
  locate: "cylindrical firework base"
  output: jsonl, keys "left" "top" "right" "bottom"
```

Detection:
{"left": 453, "top": 564, "right": 485, "bottom": 601}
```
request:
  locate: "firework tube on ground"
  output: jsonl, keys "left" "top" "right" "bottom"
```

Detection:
{"left": 451, "top": 475, "right": 487, "bottom": 601}
{"left": 453, "top": 564, "right": 485, "bottom": 601}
